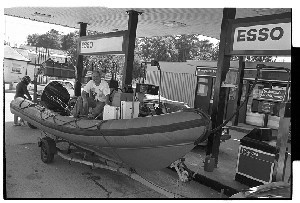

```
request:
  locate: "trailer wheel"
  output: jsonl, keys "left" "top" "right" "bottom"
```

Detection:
{"left": 27, "top": 122, "right": 37, "bottom": 129}
{"left": 40, "top": 138, "right": 56, "bottom": 163}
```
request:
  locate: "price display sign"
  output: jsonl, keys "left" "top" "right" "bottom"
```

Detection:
{"left": 195, "top": 67, "right": 217, "bottom": 77}
{"left": 236, "top": 145, "right": 275, "bottom": 184}
{"left": 259, "top": 88, "right": 286, "bottom": 102}
{"left": 261, "top": 101, "right": 275, "bottom": 114}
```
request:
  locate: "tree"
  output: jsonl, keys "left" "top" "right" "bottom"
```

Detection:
{"left": 191, "top": 39, "right": 218, "bottom": 61}
{"left": 196, "top": 42, "right": 276, "bottom": 62}
{"left": 210, "top": 43, "right": 220, "bottom": 61}
{"left": 132, "top": 53, "right": 146, "bottom": 82}
{"left": 27, "top": 29, "right": 61, "bottom": 49}
{"left": 27, "top": 33, "right": 40, "bottom": 46}
{"left": 61, "top": 32, "right": 77, "bottom": 51}
{"left": 174, "top": 34, "right": 202, "bottom": 62}
{"left": 136, "top": 34, "right": 217, "bottom": 62}
{"left": 136, "top": 36, "right": 178, "bottom": 62}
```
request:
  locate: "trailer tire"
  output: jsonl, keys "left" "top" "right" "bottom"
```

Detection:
{"left": 40, "top": 138, "right": 56, "bottom": 163}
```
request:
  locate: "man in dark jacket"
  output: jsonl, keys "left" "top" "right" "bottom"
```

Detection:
{"left": 13, "top": 76, "right": 32, "bottom": 126}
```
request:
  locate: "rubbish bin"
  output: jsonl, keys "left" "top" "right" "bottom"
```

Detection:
{"left": 235, "top": 128, "right": 277, "bottom": 187}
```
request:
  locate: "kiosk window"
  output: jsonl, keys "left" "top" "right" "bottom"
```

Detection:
{"left": 198, "top": 78, "right": 208, "bottom": 83}
{"left": 197, "top": 83, "right": 208, "bottom": 96}
{"left": 196, "top": 78, "right": 209, "bottom": 96}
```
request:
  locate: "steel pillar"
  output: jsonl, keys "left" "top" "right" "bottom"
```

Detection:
{"left": 206, "top": 8, "right": 236, "bottom": 167}
{"left": 122, "top": 10, "right": 140, "bottom": 87}
{"left": 75, "top": 22, "right": 87, "bottom": 96}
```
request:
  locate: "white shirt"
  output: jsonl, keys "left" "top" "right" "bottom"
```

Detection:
{"left": 83, "top": 80, "right": 110, "bottom": 102}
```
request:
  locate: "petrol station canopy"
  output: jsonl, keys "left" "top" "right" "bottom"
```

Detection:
{"left": 4, "top": 7, "right": 291, "bottom": 39}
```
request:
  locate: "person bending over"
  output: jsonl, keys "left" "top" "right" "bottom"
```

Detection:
{"left": 13, "top": 76, "right": 32, "bottom": 126}
{"left": 72, "top": 70, "right": 110, "bottom": 118}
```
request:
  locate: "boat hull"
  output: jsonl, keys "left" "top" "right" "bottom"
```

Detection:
{"left": 10, "top": 97, "right": 211, "bottom": 170}
{"left": 73, "top": 141, "right": 196, "bottom": 170}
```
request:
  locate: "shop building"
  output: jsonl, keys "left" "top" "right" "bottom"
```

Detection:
{"left": 4, "top": 45, "right": 72, "bottom": 85}
{"left": 3, "top": 45, "right": 31, "bottom": 83}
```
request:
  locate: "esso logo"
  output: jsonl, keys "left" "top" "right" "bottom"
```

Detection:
{"left": 81, "top": 41, "right": 94, "bottom": 49}
{"left": 236, "top": 27, "right": 284, "bottom": 42}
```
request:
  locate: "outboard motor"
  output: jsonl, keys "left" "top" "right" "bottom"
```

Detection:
{"left": 40, "top": 81, "right": 70, "bottom": 115}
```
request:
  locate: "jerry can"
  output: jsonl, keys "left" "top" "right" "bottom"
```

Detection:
{"left": 204, "top": 155, "right": 215, "bottom": 172}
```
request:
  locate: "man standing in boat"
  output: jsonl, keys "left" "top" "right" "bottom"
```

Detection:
{"left": 13, "top": 76, "right": 32, "bottom": 126}
{"left": 72, "top": 70, "right": 110, "bottom": 119}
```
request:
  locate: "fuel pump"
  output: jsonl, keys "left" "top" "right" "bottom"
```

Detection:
{"left": 195, "top": 63, "right": 264, "bottom": 145}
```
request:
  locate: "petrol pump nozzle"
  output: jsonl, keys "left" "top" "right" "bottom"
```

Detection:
{"left": 256, "top": 64, "right": 265, "bottom": 78}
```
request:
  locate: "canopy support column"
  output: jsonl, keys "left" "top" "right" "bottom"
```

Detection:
{"left": 122, "top": 10, "right": 140, "bottom": 87}
{"left": 206, "top": 8, "right": 236, "bottom": 167}
{"left": 275, "top": 103, "right": 291, "bottom": 182}
{"left": 233, "top": 56, "right": 245, "bottom": 126}
{"left": 75, "top": 22, "right": 87, "bottom": 96}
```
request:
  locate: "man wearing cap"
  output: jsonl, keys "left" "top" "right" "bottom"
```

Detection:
{"left": 13, "top": 76, "right": 32, "bottom": 126}
{"left": 72, "top": 70, "right": 110, "bottom": 119}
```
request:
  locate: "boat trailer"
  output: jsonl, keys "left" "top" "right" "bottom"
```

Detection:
{"left": 37, "top": 131, "right": 193, "bottom": 198}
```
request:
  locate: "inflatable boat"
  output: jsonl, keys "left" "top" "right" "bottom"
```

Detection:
{"left": 10, "top": 81, "right": 211, "bottom": 171}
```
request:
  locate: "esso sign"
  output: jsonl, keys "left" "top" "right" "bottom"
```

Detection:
{"left": 232, "top": 22, "right": 291, "bottom": 52}
{"left": 81, "top": 41, "right": 94, "bottom": 49}
{"left": 237, "top": 27, "right": 284, "bottom": 42}
{"left": 79, "top": 36, "right": 124, "bottom": 55}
